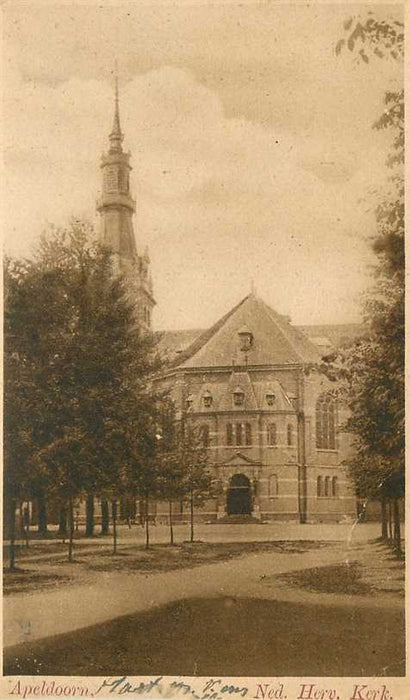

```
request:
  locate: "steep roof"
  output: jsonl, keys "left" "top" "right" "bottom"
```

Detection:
{"left": 155, "top": 328, "right": 202, "bottom": 362}
{"left": 157, "top": 319, "right": 364, "bottom": 363}
{"left": 169, "top": 293, "right": 321, "bottom": 369}
{"left": 185, "top": 374, "right": 295, "bottom": 413}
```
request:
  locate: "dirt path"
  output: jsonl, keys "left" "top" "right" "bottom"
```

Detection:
{"left": 4, "top": 538, "right": 402, "bottom": 648}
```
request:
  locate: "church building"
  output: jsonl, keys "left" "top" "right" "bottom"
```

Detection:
{"left": 98, "top": 81, "right": 357, "bottom": 525}
{"left": 154, "top": 296, "right": 357, "bottom": 523}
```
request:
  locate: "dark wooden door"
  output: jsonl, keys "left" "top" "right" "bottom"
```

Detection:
{"left": 227, "top": 474, "right": 251, "bottom": 515}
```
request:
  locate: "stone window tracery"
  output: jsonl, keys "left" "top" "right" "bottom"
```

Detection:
{"left": 316, "top": 394, "right": 337, "bottom": 450}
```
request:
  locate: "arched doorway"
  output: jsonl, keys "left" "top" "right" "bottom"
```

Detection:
{"left": 227, "top": 474, "right": 252, "bottom": 516}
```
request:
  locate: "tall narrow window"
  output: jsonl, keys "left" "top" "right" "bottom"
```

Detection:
{"left": 245, "top": 423, "right": 252, "bottom": 446}
{"left": 317, "top": 476, "right": 323, "bottom": 497}
{"left": 227, "top": 423, "right": 233, "bottom": 446}
{"left": 199, "top": 424, "right": 210, "bottom": 448}
{"left": 267, "top": 423, "right": 277, "bottom": 446}
{"left": 324, "top": 476, "right": 330, "bottom": 497}
{"left": 316, "top": 394, "right": 337, "bottom": 449}
{"left": 287, "top": 424, "right": 294, "bottom": 446}
{"left": 236, "top": 423, "right": 243, "bottom": 446}
{"left": 332, "top": 476, "right": 338, "bottom": 497}
{"left": 269, "top": 474, "right": 279, "bottom": 497}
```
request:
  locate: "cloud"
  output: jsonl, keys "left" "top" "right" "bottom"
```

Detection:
{"left": 3, "top": 52, "right": 397, "bottom": 329}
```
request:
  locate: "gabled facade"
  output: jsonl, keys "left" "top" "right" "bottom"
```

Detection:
{"left": 156, "top": 293, "right": 357, "bottom": 523}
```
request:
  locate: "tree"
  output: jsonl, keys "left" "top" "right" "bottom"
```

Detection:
{"left": 331, "top": 13, "right": 404, "bottom": 551}
{"left": 156, "top": 400, "right": 185, "bottom": 545}
{"left": 119, "top": 391, "right": 165, "bottom": 550}
{"left": 4, "top": 221, "right": 161, "bottom": 562}
{"left": 177, "top": 422, "right": 217, "bottom": 543}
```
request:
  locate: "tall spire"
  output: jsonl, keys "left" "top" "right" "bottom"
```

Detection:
{"left": 109, "top": 61, "right": 124, "bottom": 153}
{"left": 97, "top": 67, "right": 156, "bottom": 329}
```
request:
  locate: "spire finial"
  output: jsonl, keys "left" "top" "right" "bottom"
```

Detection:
{"left": 109, "top": 60, "right": 123, "bottom": 151}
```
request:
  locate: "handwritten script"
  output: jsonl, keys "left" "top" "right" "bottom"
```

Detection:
{"left": 95, "top": 677, "right": 249, "bottom": 700}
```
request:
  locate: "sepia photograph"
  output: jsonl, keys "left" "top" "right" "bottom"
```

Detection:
{"left": 2, "top": 0, "right": 405, "bottom": 689}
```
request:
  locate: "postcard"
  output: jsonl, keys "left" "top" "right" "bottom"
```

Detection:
{"left": 1, "top": 0, "right": 407, "bottom": 698}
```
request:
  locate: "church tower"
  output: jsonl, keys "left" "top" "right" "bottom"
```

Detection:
{"left": 96, "top": 74, "right": 155, "bottom": 330}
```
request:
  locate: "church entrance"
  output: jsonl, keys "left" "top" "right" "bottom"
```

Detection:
{"left": 227, "top": 474, "right": 252, "bottom": 516}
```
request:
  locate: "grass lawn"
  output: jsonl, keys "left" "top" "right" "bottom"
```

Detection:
{"left": 4, "top": 596, "right": 405, "bottom": 677}
{"left": 3, "top": 569, "right": 72, "bottom": 596}
{"left": 275, "top": 562, "right": 373, "bottom": 595}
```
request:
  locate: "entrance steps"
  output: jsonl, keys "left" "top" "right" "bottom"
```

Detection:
{"left": 216, "top": 514, "right": 262, "bottom": 524}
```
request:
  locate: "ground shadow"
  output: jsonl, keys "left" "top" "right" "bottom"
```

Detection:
{"left": 4, "top": 596, "right": 405, "bottom": 677}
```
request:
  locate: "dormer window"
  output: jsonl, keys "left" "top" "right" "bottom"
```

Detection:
{"left": 266, "top": 391, "right": 276, "bottom": 406}
{"left": 238, "top": 325, "right": 253, "bottom": 352}
{"left": 186, "top": 394, "right": 194, "bottom": 410}
{"left": 203, "top": 390, "right": 213, "bottom": 408}
{"left": 233, "top": 387, "right": 245, "bottom": 406}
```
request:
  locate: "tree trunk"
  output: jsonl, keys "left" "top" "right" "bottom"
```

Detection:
{"left": 59, "top": 507, "right": 67, "bottom": 542}
{"left": 9, "top": 499, "right": 17, "bottom": 571}
{"left": 380, "top": 498, "right": 388, "bottom": 539}
{"left": 37, "top": 494, "right": 48, "bottom": 535}
{"left": 112, "top": 499, "right": 118, "bottom": 554}
{"left": 68, "top": 497, "right": 74, "bottom": 563}
{"left": 393, "top": 498, "right": 402, "bottom": 554}
{"left": 85, "top": 494, "right": 94, "bottom": 537}
{"left": 101, "top": 498, "right": 110, "bottom": 535}
{"left": 388, "top": 501, "right": 393, "bottom": 540}
{"left": 23, "top": 502, "right": 30, "bottom": 549}
{"left": 145, "top": 496, "right": 150, "bottom": 550}
{"left": 169, "top": 500, "right": 174, "bottom": 546}
{"left": 190, "top": 492, "right": 194, "bottom": 543}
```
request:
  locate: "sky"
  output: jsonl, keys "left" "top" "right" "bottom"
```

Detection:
{"left": 2, "top": 1, "right": 403, "bottom": 330}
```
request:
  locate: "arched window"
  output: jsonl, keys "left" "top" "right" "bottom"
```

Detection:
{"left": 269, "top": 474, "right": 279, "bottom": 497}
{"left": 236, "top": 423, "right": 243, "bottom": 446}
{"left": 245, "top": 423, "right": 252, "bottom": 446}
{"left": 227, "top": 423, "right": 233, "bottom": 446}
{"left": 316, "top": 394, "right": 337, "bottom": 449}
{"left": 199, "top": 424, "right": 210, "bottom": 448}
{"left": 287, "top": 424, "right": 294, "bottom": 446}
{"left": 186, "top": 395, "right": 194, "bottom": 411}
{"left": 267, "top": 423, "right": 277, "bottom": 446}
{"left": 324, "top": 476, "right": 330, "bottom": 497}
{"left": 317, "top": 476, "right": 323, "bottom": 497}
{"left": 332, "top": 476, "right": 338, "bottom": 497}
